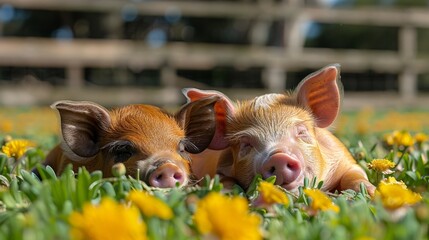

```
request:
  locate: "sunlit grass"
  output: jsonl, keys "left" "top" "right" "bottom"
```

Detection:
{"left": 0, "top": 107, "right": 59, "bottom": 149}
{"left": 0, "top": 107, "right": 428, "bottom": 239}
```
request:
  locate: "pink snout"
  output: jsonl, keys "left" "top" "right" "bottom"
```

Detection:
{"left": 261, "top": 153, "right": 302, "bottom": 188}
{"left": 148, "top": 163, "right": 186, "bottom": 188}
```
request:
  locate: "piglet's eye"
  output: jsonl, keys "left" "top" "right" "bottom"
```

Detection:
{"left": 298, "top": 129, "right": 307, "bottom": 136}
{"left": 239, "top": 137, "right": 253, "bottom": 157}
{"left": 177, "top": 140, "right": 193, "bottom": 162}
{"left": 110, "top": 141, "right": 135, "bottom": 163}
{"left": 297, "top": 125, "right": 308, "bottom": 135}
{"left": 296, "top": 125, "right": 312, "bottom": 143}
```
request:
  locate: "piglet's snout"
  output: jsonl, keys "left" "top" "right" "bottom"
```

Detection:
{"left": 149, "top": 163, "right": 186, "bottom": 188}
{"left": 261, "top": 153, "right": 302, "bottom": 186}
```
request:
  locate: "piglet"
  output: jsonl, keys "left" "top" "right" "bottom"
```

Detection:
{"left": 184, "top": 64, "right": 375, "bottom": 195}
{"left": 40, "top": 97, "right": 218, "bottom": 188}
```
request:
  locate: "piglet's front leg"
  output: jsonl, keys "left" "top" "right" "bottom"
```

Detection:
{"left": 339, "top": 166, "right": 375, "bottom": 196}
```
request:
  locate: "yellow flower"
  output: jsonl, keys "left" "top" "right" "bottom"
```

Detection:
{"left": 414, "top": 132, "right": 428, "bottom": 143}
{"left": 127, "top": 190, "right": 173, "bottom": 220}
{"left": 393, "top": 130, "right": 415, "bottom": 147}
{"left": 69, "top": 198, "right": 146, "bottom": 240}
{"left": 376, "top": 177, "right": 422, "bottom": 210}
{"left": 383, "top": 133, "right": 395, "bottom": 147}
{"left": 382, "top": 177, "right": 407, "bottom": 187}
{"left": 356, "top": 237, "right": 376, "bottom": 240}
{"left": 0, "top": 120, "right": 13, "bottom": 133}
{"left": 194, "top": 192, "right": 262, "bottom": 240}
{"left": 367, "top": 159, "right": 395, "bottom": 174}
{"left": 304, "top": 189, "right": 339, "bottom": 213}
{"left": 356, "top": 121, "right": 370, "bottom": 135}
{"left": 257, "top": 181, "right": 289, "bottom": 206}
{"left": 1, "top": 139, "right": 35, "bottom": 159}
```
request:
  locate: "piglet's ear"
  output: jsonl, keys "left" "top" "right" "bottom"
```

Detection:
{"left": 295, "top": 64, "right": 342, "bottom": 128}
{"left": 175, "top": 96, "right": 218, "bottom": 154}
{"left": 53, "top": 100, "right": 111, "bottom": 160}
{"left": 182, "top": 88, "right": 235, "bottom": 150}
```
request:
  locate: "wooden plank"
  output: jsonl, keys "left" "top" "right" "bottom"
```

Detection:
{"left": 1, "top": 85, "right": 428, "bottom": 110}
{"left": 305, "top": 7, "right": 429, "bottom": 28}
{"left": 1, "top": 38, "right": 427, "bottom": 73}
{"left": 3, "top": 0, "right": 429, "bottom": 27}
{"left": 0, "top": 85, "right": 183, "bottom": 107}
{"left": 0, "top": 0, "right": 263, "bottom": 18}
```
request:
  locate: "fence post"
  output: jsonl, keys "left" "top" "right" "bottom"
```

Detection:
{"left": 284, "top": 6, "right": 306, "bottom": 57}
{"left": 263, "top": 65, "right": 286, "bottom": 91}
{"left": 160, "top": 65, "right": 181, "bottom": 106}
{"left": 399, "top": 26, "right": 417, "bottom": 103}
{"left": 66, "top": 64, "right": 84, "bottom": 89}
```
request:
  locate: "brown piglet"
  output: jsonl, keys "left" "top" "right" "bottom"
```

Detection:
{"left": 184, "top": 64, "right": 376, "bottom": 195}
{"left": 39, "top": 97, "right": 218, "bottom": 188}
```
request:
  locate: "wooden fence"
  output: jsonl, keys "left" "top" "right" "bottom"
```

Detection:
{"left": 0, "top": 0, "right": 429, "bottom": 108}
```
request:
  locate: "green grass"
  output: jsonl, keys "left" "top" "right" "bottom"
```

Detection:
{"left": 0, "top": 108, "right": 429, "bottom": 239}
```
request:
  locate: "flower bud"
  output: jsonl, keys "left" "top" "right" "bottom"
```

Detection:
{"left": 354, "top": 151, "right": 366, "bottom": 160}
{"left": 112, "top": 163, "right": 126, "bottom": 177}
{"left": 415, "top": 204, "right": 429, "bottom": 222}
{"left": 1, "top": 135, "right": 12, "bottom": 146}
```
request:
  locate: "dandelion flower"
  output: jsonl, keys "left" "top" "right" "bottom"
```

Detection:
{"left": 367, "top": 159, "right": 395, "bottom": 174}
{"left": 127, "top": 190, "right": 173, "bottom": 220}
{"left": 393, "top": 130, "right": 415, "bottom": 147}
{"left": 414, "top": 132, "right": 428, "bottom": 144}
{"left": 381, "top": 177, "right": 407, "bottom": 188}
{"left": 194, "top": 192, "right": 262, "bottom": 240}
{"left": 69, "top": 198, "right": 146, "bottom": 240}
{"left": 383, "top": 133, "right": 395, "bottom": 147}
{"left": 304, "top": 189, "right": 339, "bottom": 213}
{"left": 1, "top": 139, "right": 35, "bottom": 159}
{"left": 377, "top": 177, "right": 422, "bottom": 210}
{"left": 257, "top": 181, "right": 289, "bottom": 206}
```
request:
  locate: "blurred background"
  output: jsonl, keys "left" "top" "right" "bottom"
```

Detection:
{"left": 1, "top": 0, "right": 429, "bottom": 142}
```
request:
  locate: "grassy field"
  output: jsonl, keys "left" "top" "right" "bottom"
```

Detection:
{"left": 0, "top": 107, "right": 428, "bottom": 240}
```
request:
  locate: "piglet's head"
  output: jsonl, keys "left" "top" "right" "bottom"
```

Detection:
{"left": 54, "top": 97, "right": 218, "bottom": 188}
{"left": 184, "top": 64, "right": 342, "bottom": 192}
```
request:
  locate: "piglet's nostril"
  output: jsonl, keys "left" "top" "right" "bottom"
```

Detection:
{"left": 287, "top": 161, "right": 299, "bottom": 170}
{"left": 173, "top": 172, "right": 183, "bottom": 181}
{"left": 148, "top": 163, "right": 187, "bottom": 188}
{"left": 261, "top": 153, "right": 302, "bottom": 185}
{"left": 156, "top": 173, "right": 164, "bottom": 181}
{"left": 261, "top": 166, "right": 276, "bottom": 179}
